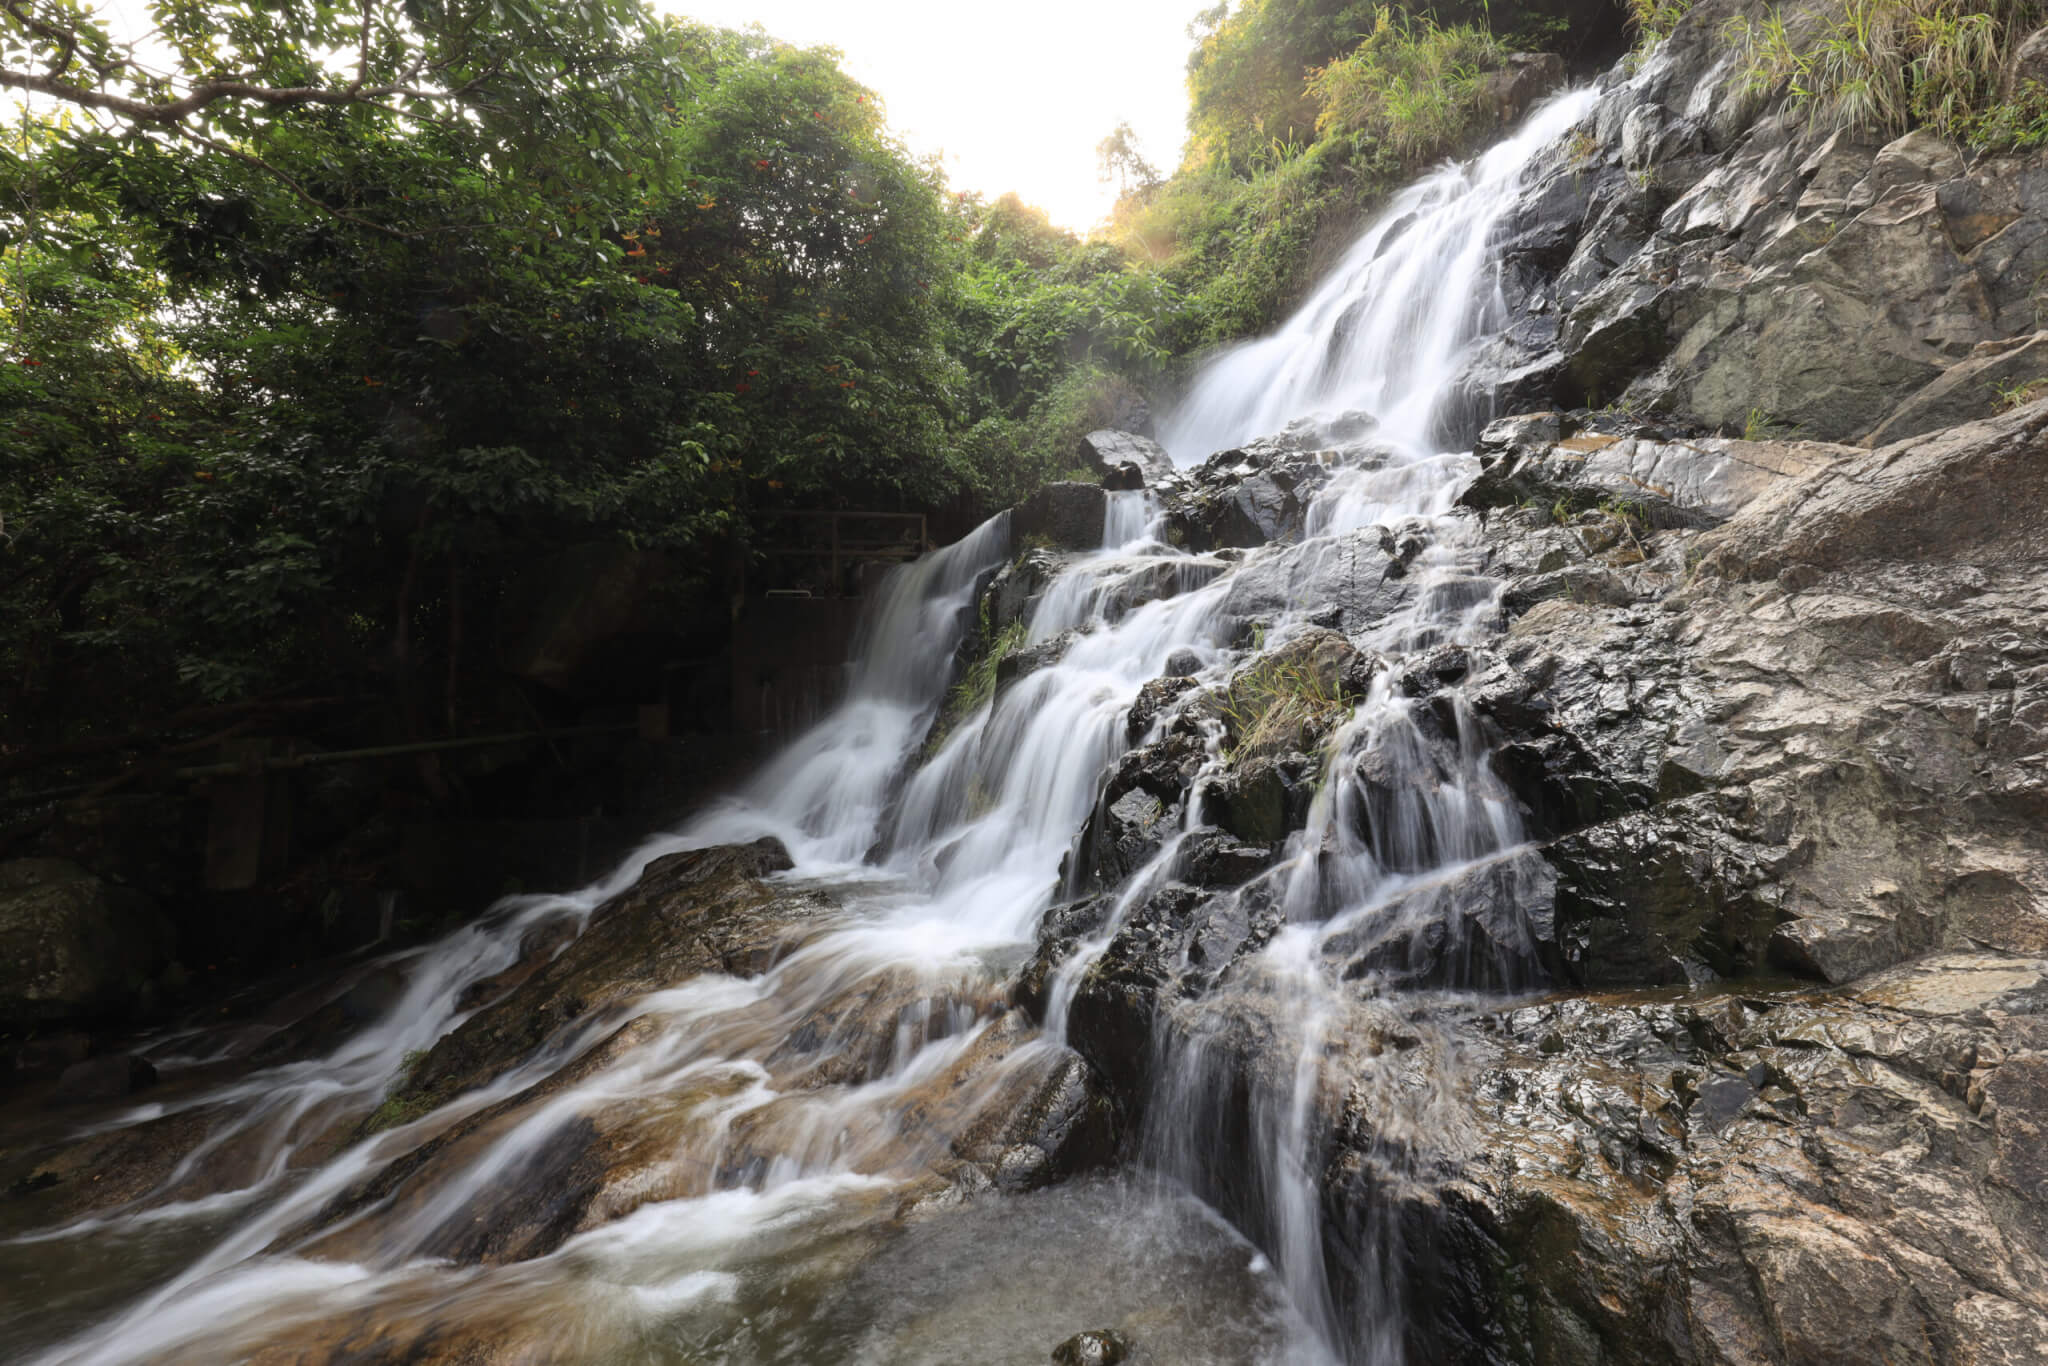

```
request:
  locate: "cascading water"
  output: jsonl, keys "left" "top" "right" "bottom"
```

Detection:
{"left": 7, "top": 88, "right": 1597, "bottom": 1366}
{"left": 1159, "top": 91, "right": 1597, "bottom": 466}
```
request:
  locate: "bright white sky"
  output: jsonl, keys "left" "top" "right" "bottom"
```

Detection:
{"left": 21, "top": 2, "right": 1205, "bottom": 233}
{"left": 667, "top": 1, "right": 1207, "bottom": 231}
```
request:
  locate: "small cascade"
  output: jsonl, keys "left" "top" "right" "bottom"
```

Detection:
{"left": 12, "top": 89, "right": 1604, "bottom": 1366}
{"left": 1041, "top": 88, "right": 1597, "bottom": 1364}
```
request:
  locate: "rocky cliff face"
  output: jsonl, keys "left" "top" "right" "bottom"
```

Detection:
{"left": 1022, "top": 394, "right": 2048, "bottom": 1364}
{"left": 1465, "top": 0, "right": 2048, "bottom": 448}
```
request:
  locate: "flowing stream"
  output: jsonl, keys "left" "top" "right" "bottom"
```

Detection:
{"left": 6, "top": 88, "right": 1596, "bottom": 1365}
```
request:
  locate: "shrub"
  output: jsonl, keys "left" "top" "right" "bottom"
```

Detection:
{"left": 1307, "top": 8, "right": 1511, "bottom": 160}
{"left": 1626, "top": 0, "right": 1694, "bottom": 46}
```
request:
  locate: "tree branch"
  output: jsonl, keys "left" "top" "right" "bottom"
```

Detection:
{"left": 354, "top": 0, "right": 374, "bottom": 91}
{"left": 169, "top": 124, "right": 418, "bottom": 239}
{"left": 4, "top": 1, "right": 75, "bottom": 79}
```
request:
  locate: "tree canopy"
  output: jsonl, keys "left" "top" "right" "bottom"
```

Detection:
{"left": 0, "top": 6, "right": 1018, "bottom": 750}
{"left": 1, "top": 0, "right": 1633, "bottom": 762}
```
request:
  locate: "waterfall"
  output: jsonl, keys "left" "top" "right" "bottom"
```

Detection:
{"left": 12, "top": 89, "right": 1598, "bottom": 1366}
{"left": 1160, "top": 91, "right": 1597, "bottom": 464}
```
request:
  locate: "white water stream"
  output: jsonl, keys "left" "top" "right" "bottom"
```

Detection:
{"left": 7, "top": 88, "right": 1596, "bottom": 1365}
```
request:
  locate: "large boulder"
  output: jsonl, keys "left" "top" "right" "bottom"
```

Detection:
{"left": 1429, "top": 952, "right": 2048, "bottom": 1366}
{"left": 1870, "top": 330, "right": 2048, "bottom": 444}
{"left": 1077, "top": 429, "right": 1176, "bottom": 488}
{"left": 1163, "top": 440, "right": 1337, "bottom": 550}
{"left": 1014, "top": 481, "right": 1109, "bottom": 552}
{"left": 0, "top": 859, "right": 173, "bottom": 1026}
{"left": 1480, "top": 0, "right": 2048, "bottom": 444}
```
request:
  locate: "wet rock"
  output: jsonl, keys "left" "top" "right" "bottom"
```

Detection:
{"left": 1416, "top": 952, "right": 2048, "bottom": 1366}
{"left": 1015, "top": 895, "right": 1119, "bottom": 1018}
{"left": 1547, "top": 802, "right": 1789, "bottom": 985}
{"left": 1015, "top": 482, "right": 1109, "bottom": 551}
{"left": 1871, "top": 330, "right": 2048, "bottom": 444}
{"left": 1078, "top": 429, "right": 1175, "bottom": 487}
{"left": 1104, "top": 728, "right": 1210, "bottom": 809}
{"left": 985, "top": 548, "right": 1067, "bottom": 633}
{"left": 384, "top": 838, "right": 821, "bottom": 1120}
{"left": 1211, "top": 753, "right": 1316, "bottom": 848}
{"left": 1483, "top": 10, "right": 2048, "bottom": 445}
{"left": 1563, "top": 272, "right": 1676, "bottom": 406}
{"left": 0, "top": 858, "right": 175, "bottom": 1026}
{"left": 1086, "top": 787, "right": 1174, "bottom": 887}
{"left": 1325, "top": 850, "right": 1560, "bottom": 991}
{"left": 1126, "top": 675, "right": 1200, "bottom": 741}
{"left": 1051, "top": 1328, "right": 1131, "bottom": 1365}
{"left": 1699, "top": 400, "right": 2048, "bottom": 581}
{"left": 1090, "top": 555, "right": 1230, "bottom": 623}
{"left": 1219, "top": 535, "right": 1414, "bottom": 635}
{"left": 1163, "top": 646, "right": 1203, "bottom": 677}
{"left": 1061, "top": 884, "right": 1222, "bottom": 1095}
{"left": 996, "top": 629, "right": 1080, "bottom": 694}
{"left": 951, "top": 1046, "right": 1119, "bottom": 1193}
{"left": 1164, "top": 443, "right": 1335, "bottom": 550}
{"left": 1182, "top": 828, "right": 1274, "bottom": 888}
{"left": 1464, "top": 419, "right": 1850, "bottom": 530}
{"left": 1470, "top": 400, "right": 2048, "bottom": 993}
{"left": 52, "top": 1053, "right": 157, "bottom": 1103}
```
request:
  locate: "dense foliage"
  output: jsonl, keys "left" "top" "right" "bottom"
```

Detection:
{"left": 1725, "top": 0, "right": 2048, "bottom": 147}
{"left": 0, "top": 5, "right": 1050, "bottom": 749}
{"left": 0, "top": 0, "right": 1606, "bottom": 758}
{"left": 27, "top": 0, "right": 2035, "bottom": 766}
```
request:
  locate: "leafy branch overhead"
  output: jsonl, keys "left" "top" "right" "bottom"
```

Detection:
{"left": 1, "top": 0, "right": 694, "bottom": 235}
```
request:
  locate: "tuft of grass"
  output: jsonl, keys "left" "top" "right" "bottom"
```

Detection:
{"left": 1726, "top": 0, "right": 2048, "bottom": 147}
{"left": 364, "top": 1049, "right": 432, "bottom": 1134}
{"left": 952, "top": 618, "right": 1028, "bottom": 717}
{"left": 1307, "top": 9, "right": 1511, "bottom": 163}
{"left": 1742, "top": 406, "right": 1798, "bottom": 441}
{"left": 1628, "top": 0, "right": 1695, "bottom": 46}
{"left": 1989, "top": 375, "right": 2048, "bottom": 409}
{"left": 1216, "top": 655, "right": 1352, "bottom": 763}
{"left": 924, "top": 603, "right": 1027, "bottom": 757}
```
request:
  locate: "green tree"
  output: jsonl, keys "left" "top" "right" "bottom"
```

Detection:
{"left": 0, "top": 11, "right": 1003, "bottom": 756}
{"left": 1096, "top": 119, "right": 1160, "bottom": 196}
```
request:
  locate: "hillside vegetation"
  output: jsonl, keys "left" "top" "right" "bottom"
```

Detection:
{"left": 4, "top": 0, "right": 2045, "bottom": 759}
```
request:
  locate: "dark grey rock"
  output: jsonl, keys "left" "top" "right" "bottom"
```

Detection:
{"left": 1079, "top": 429, "right": 1175, "bottom": 487}
{"left": 1052, "top": 1328, "right": 1130, "bottom": 1365}
{"left": 54, "top": 1053, "right": 158, "bottom": 1102}
{"left": 0, "top": 859, "right": 174, "bottom": 1027}
{"left": 1014, "top": 482, "right": 1108, "bottom": 552}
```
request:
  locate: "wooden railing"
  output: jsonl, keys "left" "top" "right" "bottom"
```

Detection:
{"left": 753, "top": 510, "right": 930, "bottom": 597}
